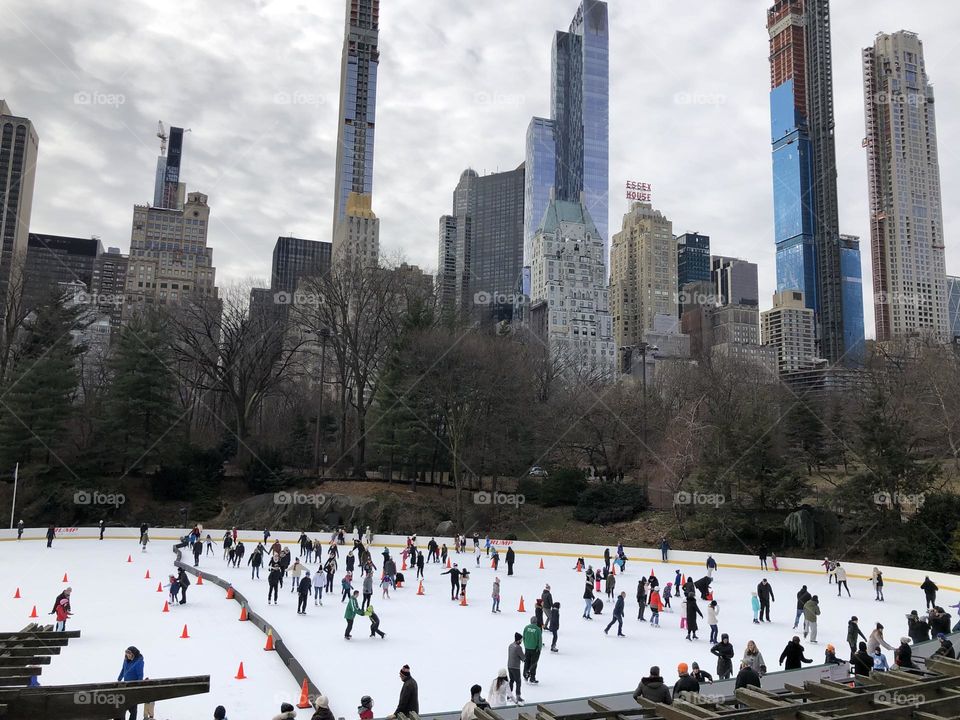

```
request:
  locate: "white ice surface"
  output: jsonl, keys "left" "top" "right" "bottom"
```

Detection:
{"left": 0, "top": 534, "right": 954, "bottom": 720}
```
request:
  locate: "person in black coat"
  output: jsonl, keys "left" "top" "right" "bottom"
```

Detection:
{"left": 583, "top": 580, "right": 595, "bottom": 619}
{"left": 46, "top": 526, "right": 56, "bottom": 548}
{"left": 907, "top": 611, "right": 931, "bottom": 643}
{"left": 711, "top": 633, "right": 735, "bottom": 679}
{"left": 794, "top": 586, "right": 811, "bottom": 629}
{"left": 605, "top": 592, "right": 626, "bottom": 637}
{"left": 851, "top": 642, "right": 872, "bottom": 676}
{"left": 268, "top": 565, "right": 282, "bottom": 605}
{"left": 734, "top": 661, "right": 761, "bottom": 690}
{"left": 506, "top": 547, "right": 515, "bottom": 576}
{"left": 895, "top": 637, "right": 914, "bottom": 669}
{"left": 933, "top": 633, "right": 956, "bottom": 659}
{"left": 388, "top": 665, "right": 418, "bottom": 719}
{"left": 929, "top": 607, "right": 952, "bottom": 637}
{"left": 176, "top": 568, "right": 190, "bottom": 604}
{"left": 685, "top": 595, "right": 703, "bottom": 640}
{"left": 694, "top": 576, "right": 712, "bottom": 600}
{"left": 672, "top": 664, "right": 699, "bottom": 699}
{"left": 757, "top": 580, "right": 775, "bottom": 622}
{"left": 633, "top": 666, "right": 672, "bottom": 705}
{"left": 548, "top": 602, "right": 560, "bottom": 652}
{"left": 921, "top": 577, "right": 938, "bottom": 609}
{"left": 779, "top": 636, "right": 812, "bottom": 670}
{"left": 297, "top": 572, "right": 312, "bottom": 614}
{"left": 192, "top": 539, "right": 202, "bottom": 566}
{"left": 441, "top": 565, "right": 462, "bottom": 600}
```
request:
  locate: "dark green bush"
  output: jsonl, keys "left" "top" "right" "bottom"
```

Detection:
{"left": 540, "top": 467, "right": 587, "bottom": 507}
{"left": 244, "top": 447, "right": 296, "bottom": 494}
{"left": 573, "top": 483, "right": 648, "bottom": 524}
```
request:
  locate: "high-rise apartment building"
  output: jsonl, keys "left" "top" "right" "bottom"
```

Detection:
{"left": 529, "top": 194, "right": 614, "bottom": 376}
{"left": 437, "top": 166, "right": 525, "bottom": 321}
{"left": 839, "top": 234, "right": 865, "bottom": 362}
{"left": 863, "top": 31, "right": 948, "bottom": 342}
{"left": 761, "top": 290, "right": 817, "bottom": 374}
{"left": 332, "top": 192, "right": 378, "bottom": 269}
{"left": 524, "top": 1, "right": 609, "bottom": 265}
{"left": 272, "top": 236, "right": 332, "bottom": 295}
{"left": 124, "top": 191, "right": 218, "bottom": 321}
{"left": 0, "top": 100, "right": 39, "bottom": 321}
{"left": 154, "top": 125, "right": 186, "bottom": 210}
{"left": 947, "top": 275, "right": 960, "bottom": 341}
{"left": 23, "top": 233, "right": 102, "bottom": 309}
{"left": 609, "top": 202, "right": 676, "bottom": 349}
{"left": 710, "top": 304, "right": 778, "bottom": 377}
{"left": 712, "top": 256, "right": 759, "bottom": 307}
{"left": 332, "top": 0, "right": 380, "bottom": 239}
{"left": 767, "top": 0, "right": 857, "bottom": 364}
{"left": 91, "top": 247, "right": 129, "bottom": 337}
{"left": 676, "top": 232, "right": 711, "bottom": 308}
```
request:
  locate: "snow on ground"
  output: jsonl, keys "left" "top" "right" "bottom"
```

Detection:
{"left": 0, "top": 537, "right": 301, "bottom": 719}
{"left": 1, "top": 532, "right": 955, "bottom": 720}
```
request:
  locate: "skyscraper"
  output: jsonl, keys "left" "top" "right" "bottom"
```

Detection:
{"left": 332, "top": 0, "right": 380, "bottom": 239}
{"left": 609, "top": 202, "right": 676, "bottom": 348}
{"left": 525, "top": 1, "right": 609, "bottom": 264}
{"left": 524, "top": 118, "right": 556, "bottom": 266}
{"left": 947, "top": 276, "right": 960, "bottom": 340}
{"left": 529, "top": 193, "right": 614, "bottom": 377}
{"left": 863, "top": 31, "right": 948, "bottom": 342}
{"left": 711, "top": 256, "right": 759, "bottom": 307}
{"left": 438, "top": 166, "right": 525, "bottom": 321}
{"left": 272, "top": 236, "right": 332, "bottom": 295}
{"left": 839, "top": 234, "right": 865, "bottom": 362}
{"left": 333, "top": 192, "right": 379, "bottom": 269}
{"left": 154, "top": 125, "right": 185, "bottom": 210}
{"left": 23, "top": 233, "right": 102, "bottom": 309}
{"left": 767, "top": 0, "right": 855, "bottom": 364}
{"left": 0, "top": 100, "right": 39, "bottom": 321}
{"left": 676, "top": 232, "right": 711, "bottom": 313}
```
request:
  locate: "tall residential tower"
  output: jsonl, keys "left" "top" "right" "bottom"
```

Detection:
{"left": 767, "top": 0, "right": 863, "bottom": 364}
{"left": 332, "top": 0, "right": 380, "bottom": 241}
{"left": 863, "top": 31, "right": 948, "bottom": 342}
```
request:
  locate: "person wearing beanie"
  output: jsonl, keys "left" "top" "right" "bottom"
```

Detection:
{"left": 273, "top": 702, "right": 296, "bottom": 720}
{"left": 710, "top": 633, "right": 735, "bottom": 680}
{"left": 672, "top": 662, "right": 699, "bottom": 699}
{"left": 778, "top": 636, "right": 812, "bottom": 670}
{"left": 824, "top": 644, "right": 845, "bottom": 665}
{"left": 213, "top": 707, "right": 227, "bottom": 720}
{"left": 872, "top": 647, "right": 889, "bottom": 671}
{"left": 802, "top": 595, "right": 821, "bottom": 643}
{"left": 906, "top": 610, "right": 931, "bottom": 644}
{"left": 933, "top": 633, "right": 956, "bottom": 659}
{"left": 460, "top": 683, "right": 490, "bottom": 720}
{"left": 895, "top": 637, "right": 915, "bottom": 669}
{"left": 851, "top": 641, "right": 873, "bottom": 676}
{"left": 690, "top": 661, "right": 713, "bottom": 684}
{"left": 847, "top": 616, "right": 867, "bottom": 657}
{"left": 117, "top": 646, "right": 144, "bottom": 720}
{"left": 867, "top": 623, "right": 894, "bottom": 655}
{"left": 489, "top": 668, "right": 515, "bottom": 707}
{"left": 311, "top": 694, "right": 335, "bottom": 720}
{"left": 633, "top": 665, "right": 672, "bottom": 704}
{"left": 507, "top": 633, "right": 524, "bottom": 703}
{"left": 387, "top": 665, "right": 418, "bottom": 719}
{"left": 358, "top": 696, "right": 374, "bottom": 720}
{"left": 522, "top": 616, "right": 544, "bottom": 683}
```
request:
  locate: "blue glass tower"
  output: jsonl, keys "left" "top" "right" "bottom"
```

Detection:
{"left": 524, "top": 0, "right": 609, "bottom": 266}
{"left": 332, "top": 0, "right": 379, "bottom": 240}
{"left": 839, "top": 235, "right": 865, "bottom": 364}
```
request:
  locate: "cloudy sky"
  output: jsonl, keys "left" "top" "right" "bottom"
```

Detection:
{"left": 2, "top": 0, "right": 958, "bottom": 337}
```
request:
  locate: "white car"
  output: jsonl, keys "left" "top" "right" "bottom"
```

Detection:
{"left": 527, "top": 466, "right": 548, "bottom": 478}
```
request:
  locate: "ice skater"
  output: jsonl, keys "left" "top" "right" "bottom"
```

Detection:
{"left": 176, "top": 568, "right": 190, "bottom": 604}
{"left": 492, "top": 577, "right": 501, "bottom": 613}
{"left": 297, "top": 570, "right": 312, "bottom": 615}
{"left": 442, "top": 564, "right": 462, "bottom": 600}
{"left": 366, "top": 604, "right": 386, "bottom": 638}
{"left": 685, "top": 593, "right": 702, "bottom": 640}
{"left": 344, "top": 590, "right": 361, "bottom": 639}
{"left": 758, "top": 544, "right": 768, "bottom": 571}
{"left": 605, "top": 591, "right": 626, "bottom": 637}
{"left": 835, "top": 563, "right": 850, "bottom": 597}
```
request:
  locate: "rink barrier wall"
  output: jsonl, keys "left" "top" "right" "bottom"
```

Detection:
{"left": 169, "top": 544, "right": 320, "bottom": 704}
{"left": 5, "top": 527, "right": 960, "bottom": 718}
{"left": 6, "top": 526, "right": 959, "bottom": 593}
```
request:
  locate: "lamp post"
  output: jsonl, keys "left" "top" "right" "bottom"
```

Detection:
{"left": 313, "top": 327, "right": 332, "bottom": 477}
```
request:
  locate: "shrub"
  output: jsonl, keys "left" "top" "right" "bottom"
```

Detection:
{"left": 244, "top": 447, "right": 296, "bottom": 494}
{"left": 516, "top": 477, "right": 542, "bottom": 505}
{"left": 573, "top": 484, "right": 648, "bottom": 524}
{"left": 540, "top": 467, "right": 587, "bottom": 507}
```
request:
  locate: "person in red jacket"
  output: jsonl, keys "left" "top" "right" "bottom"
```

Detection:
{"left": 358, "top": 696, "right": 374, "bottom": 720}
{"left": 54, "top": 597, "right": 72, "bottom": 631}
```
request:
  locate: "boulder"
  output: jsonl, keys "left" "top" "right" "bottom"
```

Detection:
{"left": 436, "top": 520, "right": 455, "bottom": 536}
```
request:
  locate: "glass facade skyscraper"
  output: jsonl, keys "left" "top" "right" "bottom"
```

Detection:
{"left": 524, "top": 1, "right": 609, "bottom": 266}
{"left": 676, "top": 232, "right": 711, "bottom": 300}
{"left": 767, "top": 0, "right": 860, "bottom": 365}
{"left": 332, "top": 0, "right": 379, "bottom": 240}
{"left": 947, "top": 276, "right": 960, "bottom": 340}
{"left": 839, "top": 235, "right": 864, "bottom": 364}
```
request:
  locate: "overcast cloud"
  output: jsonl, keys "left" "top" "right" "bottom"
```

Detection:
{"left": 2, "top": 0, "right": 958, "bottom": 337}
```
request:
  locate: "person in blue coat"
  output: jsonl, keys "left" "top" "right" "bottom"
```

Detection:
{"left": 660, "top": 538, "right": 670, "bottom": 562}
{"left": 117, "top": 646, "right": 144, "bottom": 719}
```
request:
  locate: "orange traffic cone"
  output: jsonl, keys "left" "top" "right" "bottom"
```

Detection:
{"left": 226, "top": 587, "right": 235, "bottom": 600}
{"left": 576, "top": 560, "right": 582, "bottom": 573}
{"left": 127, "top": 555, "right": 132, "bottom": 563}
{"left": 13, "top": 587, "right": 21, "bottom": 599}
{"left": 29, "top": 605, "right": 38, "bottom": 618}
{"left": 416, "top": 581, "right": 424, "bottom": 596}
{"left": 518, "top": 596, "right": 525, "bottom": 613}
{"left": 460, "top": 590, "right": 468, "bottom": 607}
{"left": 681, "top": 575, "right": 685, "bottom": 585}
{"left": 180, "top": 624, "right": 190, "bottom": 639}
{"left": 401, "top": 558, "right": 407, "bottom": 571}
{"left": 162, "top": 601, "right": 170, "bottom": 613}
{"left": 491, "top": 558, "right": 496, "bottom": 569}
{"left": 611, "top": 564, "right": 616, "bottom": 576}
{"left": 239, "top": 606, "right": 248, "bottom": 621}
{"left": 235, "top": 662, "right": 246, "bottom": 680}
{"left": 62, "top": 572, "right": 69, "bottom": 582}
{"left": 539, "top": 558, "right": 545, "bottom": 570}
{"left": 650, "top": 568, "right": 655, "bottom": 577}
{"left": 296, "top": 678, "right": 311, "bottom": 708}
{"left": 264, "top": 629, "right": 275, "bottom": 651}
{"left": 144, "top": 570, "right": 151, "bottom": 579}
{"left": 446, "top": 557, "right": 452, "bottom": 568}
{"left": 156, "top": 582, "right": 163, "bottom": 592}
{"left": 196, "top": 574, "right": 203, "bottom": 585}
{"left": 707, "top": 591, "right": 713, "bottom": 601}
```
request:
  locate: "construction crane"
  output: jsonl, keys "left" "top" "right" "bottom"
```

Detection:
{"left": 157, "top": 121, "right": 168, "bottom": 155}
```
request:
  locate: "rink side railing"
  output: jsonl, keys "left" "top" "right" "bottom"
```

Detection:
{"left": 170, "top": 542, "right": 320, "bottom": 706}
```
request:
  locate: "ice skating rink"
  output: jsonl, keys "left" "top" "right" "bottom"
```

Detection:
{"left": 2, "top": 528, "right": 957, "bottom": 720}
